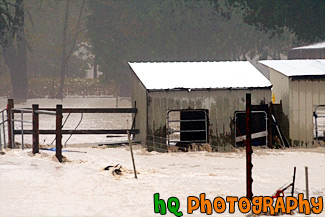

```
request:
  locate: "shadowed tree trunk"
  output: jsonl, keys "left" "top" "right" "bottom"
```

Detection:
{"left": 56, "top": 0, "right": 70, "bottom": 99}
{"left": 1, "top": 0, "right": 28, "bottom": 101}
{"left": 93, "top": 56, "right": 98, "bottom": 78}
{"left": 15, "top": 0, "right": 27, "bottom": 99}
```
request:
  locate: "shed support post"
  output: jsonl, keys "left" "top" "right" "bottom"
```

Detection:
{"left": 32, "top": 104, "right": 39, "bottom": 154}
{"left": 56, "top": 104, "right": 63, "bottom": 162}
{"left": 246, "top": 93, "right": 253, "bottom": 200}
{"left": 7, "top": 99, "right": 14, "bottom": 148}
{"left": 267, "top": 103, "right": 273, "bottom": 148}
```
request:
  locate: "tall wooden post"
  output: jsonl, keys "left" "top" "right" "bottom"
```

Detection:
{"left": 246, "top": 93, "right": 253, "bottom": 199}
{"left": 267, "top": 103, "right": 273, "bottom": 148}
{"left": 56, "top": 105, "right": 63, "bottom": 162}
{"left": 7, "top": 99, "right": 14, "bottom": 148}
{"left": 305, "top": 167, "right": 309, "bottom": 199}
{"left": 131, "top": 101, "right": 137, "bottom": 140}
{"left": 127, "top": 130, "right": 138, "bottom": 179}
{"left": 32, "top": 104, "right": 39, "bottom": 154}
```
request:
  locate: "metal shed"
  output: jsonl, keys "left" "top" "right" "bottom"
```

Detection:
{"left": 130, "top": 61, "right": 272, "bottom": 151}
{"left": 260, "top": 59, "right": 325, "bottom": 146}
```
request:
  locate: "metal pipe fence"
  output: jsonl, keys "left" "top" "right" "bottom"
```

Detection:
{"left": 10, "top": 108, "right": 33, "bottom": 149}
{"left": 0, "top": 109, "right": 7, "bottom": 150}
{"left": 314, "top": 105, "right": 325, "bottom": 143}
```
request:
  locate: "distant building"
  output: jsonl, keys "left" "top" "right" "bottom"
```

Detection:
{"left": 288, "top": 42, "right": 325, "bottom": 59}
{"left": 260, "top": 59, "right": 325, "bottom": 146}
{"left": 130, "top": 61, "right": 272, "bottom": 151}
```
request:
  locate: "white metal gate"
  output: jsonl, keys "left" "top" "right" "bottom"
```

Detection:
{"left": 166, "top": 109, "right": 208, "bottom": 146}
{"left": 314, "top": 105, "right": 325, "bottom": 141}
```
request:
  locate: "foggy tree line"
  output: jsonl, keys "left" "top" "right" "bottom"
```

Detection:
{"left": 0, "top": 0, "right": 324, "bottom": 100}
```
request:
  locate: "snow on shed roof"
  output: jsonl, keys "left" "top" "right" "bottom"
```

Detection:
{"left": 129, "top": 61, "right": 272, "bottom": 90}
{"left": 259, "top": 59, "right": 325, "bottom": 77}
{"left": 292, "top": 42, "right": 325, "bottom": 50}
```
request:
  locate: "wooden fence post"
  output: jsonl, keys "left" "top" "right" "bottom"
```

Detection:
{"left": 127, "top": 130, "right": 137, "bottom": 179}
{"left": 56, "top": 104, "right": 63, "bottom": 162}
{"left": 7, "top": 99, "right": 14, "bottom": 148}
{"left": 32, "top": 104, "right": 39, "bottom": 154}
{"left": 305, "top": 166, "right": 309, "bottom": 199}
{"left": 246, "top": 93, "right": 253, "bottom": 200}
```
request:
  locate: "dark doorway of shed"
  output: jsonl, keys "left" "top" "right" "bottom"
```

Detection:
{"left": 167, "top": 109, "right": 209, "bottom": 146}
{"left": 180, "top": 110, "right": 209, "bottom": 142}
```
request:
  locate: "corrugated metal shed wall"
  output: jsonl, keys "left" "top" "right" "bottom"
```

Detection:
{"left": 289, "top": 79, "right": 325, "bottom": 146}
{"left": 269, "top": 69, "right": 325, "bottom": 146}
{"left": 146, "top": 89, "right": 271, "bottom": 151}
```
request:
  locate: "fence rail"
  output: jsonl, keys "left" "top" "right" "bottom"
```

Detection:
{"left": 12, "top": 108, "right": 138, "bottom": 114}
{"left": 34, "top": 110, "right": 56, "bottom": 115}
{"left": 13, "top": 129, "right": 139, "bottom": 135}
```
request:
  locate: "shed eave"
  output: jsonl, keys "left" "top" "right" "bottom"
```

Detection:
{"left": 146, "top": 86, "right": 272, "bottom": 92}
{"left": 289, "top": 75, "right": 325, "bottom": 80}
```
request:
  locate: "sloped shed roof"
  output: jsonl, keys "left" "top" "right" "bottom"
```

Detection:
{"left": 129, "top": 61, "right": 272, "bottom": 90}
{"left": 259, "top": 59, "right": 325, "bottom": 77}
{"left": 292, "top": 42, "right": 325, "bottom": 50}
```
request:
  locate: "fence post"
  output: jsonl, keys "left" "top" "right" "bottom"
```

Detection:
{"left": 246, "top": 93, "right": 253, "bottom": 200}
{"left": 56, "top": 104, "right": 63, "bottom": 162}
{"left": 32, "top": 104, "right": 39, "bottom": 154}
{"left": 267, "top": 103, "right": 273, "bottom": 148}
{"left": 305, "top": 166, "right": 309, "bottom": 199}
{"left": 127, "top": 130, "right": 138, "bottom": 179}
{"left": 21, "top": 111, "right": 24, "bottom": 150}
{"left": 291, "top": 167, "right": 296, "bottom": 198}
{"left": 0, "top": 114, "right": 2, "bottom": 151}
{"left": 2, "top": 111, "right": 6, "bottom": 148}
{"left": 7, "top": 99, "right": 14, "bottom": 148}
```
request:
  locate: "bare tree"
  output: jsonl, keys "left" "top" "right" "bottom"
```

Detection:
{"left": 56, "top": 0, "right": 86, "bottom": 99}
{"left": 0, "top": 0, "right": 28, "bottom": 101}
